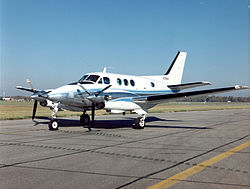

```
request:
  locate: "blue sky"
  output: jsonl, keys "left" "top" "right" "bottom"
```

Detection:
{"left": 1, "top": 0, "right": 249, "bottom": 96}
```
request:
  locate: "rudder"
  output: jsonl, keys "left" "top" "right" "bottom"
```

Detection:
{"left": 165, "top": 51, "right": 187, "bottom": 84}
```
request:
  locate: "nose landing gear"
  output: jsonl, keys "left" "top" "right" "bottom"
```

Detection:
{"left": 48, "top": 103, "right": 59, "bottom": 131}
{"left": 48, "top": 119, "right": 59, "bottom": 130}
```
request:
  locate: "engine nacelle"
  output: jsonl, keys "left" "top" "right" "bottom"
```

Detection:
{"left": 96, "top": 102, "right": 105, "bottom": 109}
{"left": 87, "top": 95, "right": 110, "bottom": 109}
{"left": 40, "top": 100, "right": 54, "bottom": 108}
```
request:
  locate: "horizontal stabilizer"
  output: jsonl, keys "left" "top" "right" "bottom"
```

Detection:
{"left": 168, "top": 81, "right": 211, "bottom": 91}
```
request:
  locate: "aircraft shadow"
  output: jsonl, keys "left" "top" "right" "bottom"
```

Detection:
{"left": 33, "top": 116, "right": 207, "bottom": 130}
{"left": 144, "top": 125, "right": 210, "bottom": 129}
{"left": 145, "top": 116, "right": 182, "bottom": 123}
{"left": 60, "top": 118, "right": 134, "bottom": 129}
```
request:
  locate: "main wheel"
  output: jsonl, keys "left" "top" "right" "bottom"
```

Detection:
{"left": 48, "top": 119, "right": 59, "bottom": 130}
{"left": 80, "top": 114, "right": 90, "bottom": 126}
{"left": 133, "top": 117, "right": 145, "bottom": 129}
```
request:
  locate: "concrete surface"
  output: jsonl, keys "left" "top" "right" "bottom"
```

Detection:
{"left": 0, "top": 109, "right": 249, "bottom": 189}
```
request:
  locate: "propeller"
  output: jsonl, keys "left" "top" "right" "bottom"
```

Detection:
{"left": 91, "top": 103, "right": 95, "bottom": 128}
{"left": 26, "top": 79, "right": 34, "bottom": 93}
{"left": 77, "top": 83, "right": 112, "bottom": 129}
{"left": 26, "top": 79, "right": 38, "bottom": 120}
{"left": 32, "top": 100, "right": 38, "bottom": 120}
{"left": 95, "top": 85, "right": 112, "bottom": 97}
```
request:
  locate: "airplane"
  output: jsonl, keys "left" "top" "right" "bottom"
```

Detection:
{"left": 16, "top": 51, "right": 248, "bottom": 131}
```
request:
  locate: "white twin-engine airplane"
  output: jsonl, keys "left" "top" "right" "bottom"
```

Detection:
{"left": 17, "top": 51, "right": 248, "bottom": 131}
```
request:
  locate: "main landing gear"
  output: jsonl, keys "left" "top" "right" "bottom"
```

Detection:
{"left": 133, "top": 115, "right": 146, "bottom": 129}
{"left": 80, "top": 114, "right": 90, "bottom": 126}
{"left": 80, "top": 113, "right": 92, "bottom": 131}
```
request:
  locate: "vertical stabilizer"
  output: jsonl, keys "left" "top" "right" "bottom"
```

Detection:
{"left": 165, "top": 51, "right": 187, "bottom": 84}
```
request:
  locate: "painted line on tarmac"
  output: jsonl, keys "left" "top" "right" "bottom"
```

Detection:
{"left": 148, "top": 141, "right": 250, "bottom": 189}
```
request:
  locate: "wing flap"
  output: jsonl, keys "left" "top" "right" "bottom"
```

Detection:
{"left": 168, "top": 81, "right": 211, "bottom": 91}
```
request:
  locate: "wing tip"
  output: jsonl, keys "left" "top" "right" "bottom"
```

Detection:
{"left": 235, "top": 85, "right": 249, "bottom": 90}
{"left": 203, "top": 81, "right": 211, "bottom": 85}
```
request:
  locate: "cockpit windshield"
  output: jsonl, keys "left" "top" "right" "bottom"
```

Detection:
{"left": 78, "top": 75, "right": 100, "bottom": 84}
{"left": 78, "top": 75, "right": 88, "bottom": 82}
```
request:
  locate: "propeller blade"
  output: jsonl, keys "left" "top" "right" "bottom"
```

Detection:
{"left": 26, "top": 79, "right": 34, "bottom": 93}
{"left": 77, "top": 83, "right": 90, "bottom": 95}
{"left": 95, "top": 85, "right": 112, "bottom": 97}
{"left": 91, "top": 103, "right": 95, "bottom": 127}
{"left": 32, "top": 100, "right": 38, "bottom": 120}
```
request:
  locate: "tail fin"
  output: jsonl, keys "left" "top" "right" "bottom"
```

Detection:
{"left": 165, "top": 51, "right": 187, "bottom": 84}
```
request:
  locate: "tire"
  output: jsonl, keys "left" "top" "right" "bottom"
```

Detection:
{"left": 80, "top": 114, "right": 90, "bottom": 126}
{"left": 48, "top": 119, "right": 59, "bottom": 130}
{"left": 40, "top": 100, "right": 47, "bottom": 107}
{"left": 133, "top": 117, "right": 145, "bottom": 129}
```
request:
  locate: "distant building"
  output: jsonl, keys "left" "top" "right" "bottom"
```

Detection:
{"left": 2, "top": 97, "right": 12, "bottom": 101}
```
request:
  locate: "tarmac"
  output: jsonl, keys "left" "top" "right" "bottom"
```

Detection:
{"left": 0, "top": 109, "right": 249, "bottom": 189}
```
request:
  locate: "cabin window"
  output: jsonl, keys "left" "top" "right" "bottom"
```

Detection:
{"left": 104, "top": 77, "right": 110, "bottom": 84}
{"left": 130, "top": 80, "right": 135, "bottom": 86}
{"left": 117, "top": 78, "right": 122, "bottom": 85}
{"left": 124, "top": 79, "right": 128, "bottom": 86}
{"left": 151, "top": 82, "right": 155, "bottom": 87}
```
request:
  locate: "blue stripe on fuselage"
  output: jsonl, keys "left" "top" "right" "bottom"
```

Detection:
{"left": 49, "top": 85, "right": 175, "bottom": 99}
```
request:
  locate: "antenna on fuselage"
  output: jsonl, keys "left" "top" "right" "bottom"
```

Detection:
{"left": 103, "top": 67, "right": 107, "bottom": 73}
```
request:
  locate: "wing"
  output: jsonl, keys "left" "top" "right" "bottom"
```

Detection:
{"left": 168, "top": 81, "right": 211, "bottom": 91}
{"left": 133, "top": 85, "right": 249, "bottom": 104}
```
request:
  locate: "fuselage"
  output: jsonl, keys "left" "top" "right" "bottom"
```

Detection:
{"left": 47, "top": 72, "right": 176, "bottom": 111}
